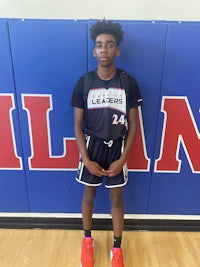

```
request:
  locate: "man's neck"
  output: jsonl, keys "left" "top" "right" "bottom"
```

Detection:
{"left": 97, "top": 67, "right": 117, "bottom": 81}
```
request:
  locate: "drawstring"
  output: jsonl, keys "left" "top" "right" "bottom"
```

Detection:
{"left": 104, "top": 140, "right": 114, "bottom": 147}
{"left": 86, "top": 135, "right": 123, "bottom": 148}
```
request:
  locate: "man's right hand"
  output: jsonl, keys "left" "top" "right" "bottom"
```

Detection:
{"left": 85, "top": 160, "right": 107, "bottom": 177}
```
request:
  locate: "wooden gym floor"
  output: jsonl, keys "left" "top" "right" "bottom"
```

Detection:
{"left": 0, "top": 229, "right": 200, "bottom": 267}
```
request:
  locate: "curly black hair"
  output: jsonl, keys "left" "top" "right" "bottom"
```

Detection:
{"left": 90, "top": 20, "right": 124, "bottom": 46}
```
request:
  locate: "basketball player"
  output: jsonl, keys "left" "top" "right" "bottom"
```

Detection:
{"left": 71, "top": 20, "right": 142, "bottom": 267}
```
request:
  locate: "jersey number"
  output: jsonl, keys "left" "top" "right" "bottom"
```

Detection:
{"left": 112, "top": 114, "right": 127, "bottom": 126}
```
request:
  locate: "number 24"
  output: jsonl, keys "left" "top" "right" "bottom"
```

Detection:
{"left": 112, "top": 114, "right": 127, "bottom": 125}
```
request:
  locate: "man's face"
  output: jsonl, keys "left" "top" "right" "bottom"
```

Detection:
{"left": 93, "top": 34, "right": 120, "bottom": 68}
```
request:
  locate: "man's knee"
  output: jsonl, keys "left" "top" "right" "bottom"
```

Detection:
{"left": 83, "top": 186, "right": 96, "bottom": 205}
{"left": 109, "top": 190, "right": 123, "bottom": 207}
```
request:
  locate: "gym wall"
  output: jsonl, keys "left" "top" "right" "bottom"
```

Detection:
{"left": 0, "top": 19, "right": 200, "bottom": 217}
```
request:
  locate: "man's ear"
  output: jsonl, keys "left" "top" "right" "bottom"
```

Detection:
{"left": 93, "top": 49, "right": 96, "bottom": 57}
{"left": 116, "top": 47, "right": 120, "bottom": 57}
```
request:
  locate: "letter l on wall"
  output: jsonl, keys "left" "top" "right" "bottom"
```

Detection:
{"left": 21, "top": 94, "right": 79, "bottom": 170}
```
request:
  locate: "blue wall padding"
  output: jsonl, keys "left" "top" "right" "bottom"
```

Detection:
{"left": 0, "top": 19, "right": 29, "bottom": 211}
{"left": 0, "top": 19, "right": 199, "bottom": 215}
{"left": 148, "top": 22, "right": 200, "bottom": 214}
{"left": 8, "top": 19, "right": 88, "bottom": 212}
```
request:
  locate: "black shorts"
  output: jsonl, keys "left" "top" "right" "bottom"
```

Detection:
{"left": 76, "top": 136, "right": 128, "bottom": 188}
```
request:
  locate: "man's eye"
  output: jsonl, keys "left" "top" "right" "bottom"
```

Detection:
{"left": 107, "top": 43, "right": 115, "bottom": 48}
{"left": 95, "top": 44, "right": 102, "bottom": 49}
{"left": 95, "top": 42, "right": 116, "bottom": 49}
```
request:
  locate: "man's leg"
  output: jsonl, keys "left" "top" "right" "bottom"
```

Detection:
{"left": 82, "top": 185, "right": 97, "bottom": 232}
{"left": 109, "top": 186, "right": 125, "bottom": 267}
{"left": 109, "top": 186, "right": 124, "bottom": 239}
{"left": 80, "top": 185, "right": 96, "bottom": 267}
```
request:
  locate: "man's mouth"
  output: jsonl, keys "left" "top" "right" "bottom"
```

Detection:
{"left": 100, "top": 57, "right": 109, "bottom": 61}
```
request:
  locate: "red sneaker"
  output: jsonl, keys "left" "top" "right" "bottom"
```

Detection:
{"left": 111, "top": 247, "right": 124, "bottom": 267}
{"left": 80, "top": 237, "right": 94, "bottom": 267}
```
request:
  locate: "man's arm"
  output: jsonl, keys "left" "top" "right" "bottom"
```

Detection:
{"left": 74, "top": 107, "right": 106, "bottom": 177}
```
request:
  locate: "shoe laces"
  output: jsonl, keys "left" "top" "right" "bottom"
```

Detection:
{"left": 83, "top": 239, "right": 93, "bottom": 258}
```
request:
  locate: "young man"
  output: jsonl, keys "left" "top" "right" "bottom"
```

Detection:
{"left": 71, "top": 20, "right": 142, "bottom": 267}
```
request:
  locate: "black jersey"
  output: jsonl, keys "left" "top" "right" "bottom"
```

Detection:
{"left": 71, "top": 69, "right": 142, "bottom": 141}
